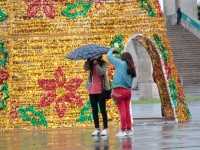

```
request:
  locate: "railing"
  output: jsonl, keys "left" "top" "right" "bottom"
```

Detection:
{"left": 172, "top": 12, "right": 200, "bottom": 38}
{"left": 181, "top": 12, "right": 200, "bottom": 30}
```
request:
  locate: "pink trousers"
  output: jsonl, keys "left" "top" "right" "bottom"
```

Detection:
{"left": 114, "top": 87, "right": 132, "bottom": 131}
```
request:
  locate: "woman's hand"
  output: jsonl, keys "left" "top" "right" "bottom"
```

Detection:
{"left": 112, "top": 50, "right": 119, "bottom": 54}
{"left": 114, "top": 43, "right": 119, "bottom": 49}
{"left": 93, "top": 59, "right": 98, "bottom": 66}
{"left": 112, "top": 43, "right": 119, "bottom": 51}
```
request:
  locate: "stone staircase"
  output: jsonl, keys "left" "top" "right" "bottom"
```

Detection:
{"left": 166, "top": 24, "right": 200, "bottom": 97}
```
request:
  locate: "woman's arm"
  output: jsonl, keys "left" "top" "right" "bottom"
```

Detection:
{"left": 106, "top": 49, "right": 122, "bottom": 66}
{"left": 95, "top": 61, "right": 108, "bottom": 76}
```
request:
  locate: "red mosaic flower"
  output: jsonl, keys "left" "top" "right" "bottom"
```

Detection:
{"left": 25, "top": 0, "right": 64, "bottom": 19}
{"left": 9, "top": 100, "right": 19, "bottom": 120}
{"left": 177, "top": 75, "right": 182, "bottom": 85}
{"left": 91, "top": 0, "right": 104, "bottom": 10}
{"left": 38, "top": 66, "right": 84, "bottom": 118}
{"left": 164, "top": 62, "right": 172, "bottom": 79}
{"left": 0, "top": 68, "right": 9, "bottom": 85}
{"left": 108, "top": 65, "right": 115, "bottom": 80}
{"left": 178, "top": 92, "right": 183, "bottom": 102}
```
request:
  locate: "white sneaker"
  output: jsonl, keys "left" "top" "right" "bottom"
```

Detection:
{"left": 116, "top": 131, "right": 127, "bottom": 137}
{"left": 126, "top": 130, "right": 133, "bottom": 136}
{"left": 101, "top": 129, "right": 108, "bottom": 136}
{"left": 91, "top": 129, "right": 100, "bottom": 136}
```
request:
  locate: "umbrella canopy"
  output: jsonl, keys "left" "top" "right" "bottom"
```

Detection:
{"left": 65, "top": 44, "right": 110, "bottom": 60}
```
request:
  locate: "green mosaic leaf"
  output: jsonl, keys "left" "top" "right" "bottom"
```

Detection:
{"left": 0, "top": 42, "right": 8, "bottom": 68}
{"left": 76, "top": 100, "right": 93, "bottom": 122}
{"left": 169, "top": 77, "right": 178, "bottom": 107}
{"left": 0, "top": 83, "right": 10, "bottom": 110}
{"left": 182, "top": 101, "right": 192, "bottom": 119}
{"left": 110, "top": 34, "right": 124, "bottom": 58}
{"left": 61, "top": 1, "right": 93, "bottom": 20}
{"left": 0, "top": 7, "right": 8, "bottom": 22}
{"left": 139, "top": 0, "right": 156, "bottom": 17}
{"left": 18, "top": 105, "right": 48, "bottom": 127}
{"left": 153, "top": 34, "right": 168, "bottom": 61}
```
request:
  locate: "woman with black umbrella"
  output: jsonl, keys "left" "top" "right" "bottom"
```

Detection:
{"left": 84, "top": 56, "right": 110, "bottom": 136}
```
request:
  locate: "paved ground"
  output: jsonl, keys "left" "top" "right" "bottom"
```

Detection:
{"left": 131, "top": 101, "right": 200, "bottom": 150}
{"left": 183, "top": 87, "right": 200, "bottom": 98}
{"left": 1, "top": 101, "right": 200, "bottom": 150}
{"left": 131, "top": 87, "right": 200, "bottom": 100}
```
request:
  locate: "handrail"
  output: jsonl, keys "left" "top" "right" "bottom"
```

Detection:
{"left": 181, "top": 12, "right": 200, "bottom": 30}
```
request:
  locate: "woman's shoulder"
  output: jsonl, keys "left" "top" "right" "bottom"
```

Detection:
{"left": 121, "top": 60, "right": 127, "bottom": 65}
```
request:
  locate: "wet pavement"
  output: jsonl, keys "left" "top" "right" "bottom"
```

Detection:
{"left": 1, "top": 101, "right": 200, "bottom": 150}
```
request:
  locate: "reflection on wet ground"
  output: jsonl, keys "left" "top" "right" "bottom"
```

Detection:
{"left": 1, "top": 101, "right": 200, "bottom": 150}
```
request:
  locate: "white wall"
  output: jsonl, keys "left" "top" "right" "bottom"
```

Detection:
{"left": 179, "top": 0, "right": 198, "bottom": 19}
{"left": 163, "top": 0, "right": 176, "bottom": 16}
{"left": 164, "top": 0, "right": 198, "bottom": 19}
{"left": 125, "top": 40, "right": 138, "bottom": 89}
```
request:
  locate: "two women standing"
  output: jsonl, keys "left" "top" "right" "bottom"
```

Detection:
{"left": 84, "top": 48, "right": 136, "bottom": 137}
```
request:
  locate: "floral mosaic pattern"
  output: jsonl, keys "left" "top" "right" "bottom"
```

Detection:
{"left": 38, "top": 66, "right": 84, "bottom": 118}
{"left": 25, "top": 0, "right": 64, "bottom": 18}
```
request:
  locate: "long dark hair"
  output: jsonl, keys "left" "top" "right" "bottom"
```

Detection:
{"left": 121, "top": 52, "right": 136, "bottom": 77}
{"left": 89, "top": 56, "right": 105, "bottom": 82}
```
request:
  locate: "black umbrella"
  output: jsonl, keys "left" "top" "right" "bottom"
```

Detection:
{"left": 65, "top": 44, "right": 110, "bottom": 60}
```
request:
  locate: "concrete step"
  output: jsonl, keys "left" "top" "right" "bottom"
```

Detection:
{"left": 166, "top": 24, "right": 200, "bottom": 88}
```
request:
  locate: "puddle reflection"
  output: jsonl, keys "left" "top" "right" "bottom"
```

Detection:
{"left": 117, "top": 136, "right": 133, "bottom": 150}
{"left": 93, "top": 136, "right": 109, "bottom": 150}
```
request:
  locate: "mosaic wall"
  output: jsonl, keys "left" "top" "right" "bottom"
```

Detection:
{"left": 0, "top": 0, "right": 191, "bottom": 131}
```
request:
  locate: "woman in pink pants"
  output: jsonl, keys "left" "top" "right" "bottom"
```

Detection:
{"left": 107, "top": 49, "right": 136, "bottom": 137}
